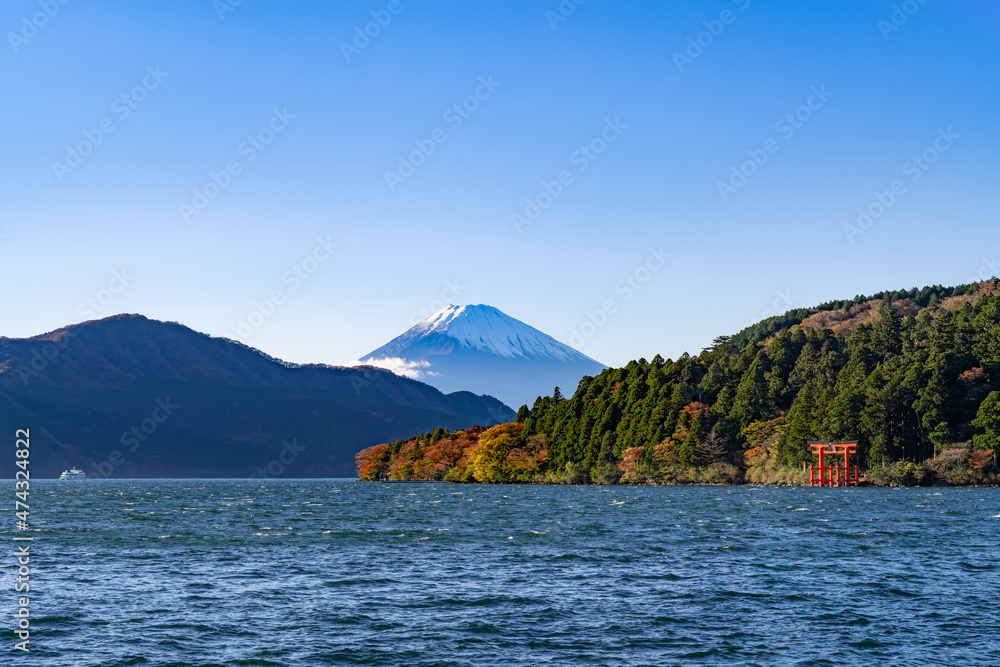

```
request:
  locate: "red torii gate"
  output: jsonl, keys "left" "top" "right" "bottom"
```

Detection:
{"left": 809, "top": 441, "right": 859, "bottom": 487}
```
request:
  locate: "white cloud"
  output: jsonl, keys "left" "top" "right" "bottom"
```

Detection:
{"left": 354, "top": 356, "right": 437, "bottom": 379}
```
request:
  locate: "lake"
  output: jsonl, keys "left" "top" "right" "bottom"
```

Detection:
{"left": 6, "top": 480, "right": 999, "bottom": 666}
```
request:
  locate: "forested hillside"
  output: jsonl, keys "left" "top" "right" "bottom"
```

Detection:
{"left": 358, "top": 282, "right": 1000, "bottom": 485}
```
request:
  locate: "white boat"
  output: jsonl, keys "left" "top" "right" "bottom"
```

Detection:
{"left": 59, "top": 467, "right": 87, "bottom": 480}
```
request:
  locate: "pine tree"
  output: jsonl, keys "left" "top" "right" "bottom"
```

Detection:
{"left": 780, "top": 379, "right": 819, "bottom": 466}
{"left": 873, "top": 301, "right": 902, "bottom": 361}
{"left": 733, "top": 350, "right": 772, "bottom": 430}
{"left": 973, "top": 391, "right": 1000, "bottom": 452}
{"left": 913, "top": 350, "right": 957, "bottom": 455}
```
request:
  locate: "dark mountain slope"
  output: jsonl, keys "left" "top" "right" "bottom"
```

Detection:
{"left": 0, "top": 315, "right": 512, "bottom": 478}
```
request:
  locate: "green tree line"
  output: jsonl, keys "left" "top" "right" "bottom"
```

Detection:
{"left": 358, "top": 282, "right": 1000, "bottom": 485}
{"left": 515, "top": 282, "right": 1000, "bottom": 484}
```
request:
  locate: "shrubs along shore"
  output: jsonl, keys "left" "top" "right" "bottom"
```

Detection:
{"left": 356, "top": 423, "right": 998, "bottom": 486}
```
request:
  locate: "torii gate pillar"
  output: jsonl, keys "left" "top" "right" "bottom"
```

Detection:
{"left": 809, "top": 441, "right": 859, "bottom": 487}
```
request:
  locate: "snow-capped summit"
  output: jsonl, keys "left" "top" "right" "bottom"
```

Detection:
{"left": 377, "top": 304, "right": 591, "bottom": 361}
{"left": 361, "top": 305, "right": 606, "bottom": 409}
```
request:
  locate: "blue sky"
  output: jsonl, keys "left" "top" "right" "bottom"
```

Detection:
{"left": 2, "top": 0, "right": 998, "bottom": 369}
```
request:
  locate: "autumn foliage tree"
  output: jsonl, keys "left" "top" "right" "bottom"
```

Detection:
{"left": 354, "top": 424, "right": 548, "bottom": 483}
{"left": 619, "top": 446, "right": 645, "bottom": 483}
{"left": 468, "top": 423, "right": 533, "bottom": 482}
{"left": 355, "top": 443, "right": 391, "bottom": 481}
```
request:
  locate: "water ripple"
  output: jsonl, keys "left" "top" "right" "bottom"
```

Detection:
{"left": 3, "top": 481, "right": 999, "bottom": 666}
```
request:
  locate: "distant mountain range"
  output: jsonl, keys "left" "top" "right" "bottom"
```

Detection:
{"left": 0, "top": 315, "right": 513, "bottom": 479}
{"left": 361, "top": 304, "right": 608, "bottom": 409}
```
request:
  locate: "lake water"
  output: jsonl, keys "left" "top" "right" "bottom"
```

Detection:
{"left": 5, "top": 481, "right": 1000, "bottom": 666}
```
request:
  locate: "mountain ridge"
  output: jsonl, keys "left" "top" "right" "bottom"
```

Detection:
{"left": 0, "top": 314, "right": 513, "bottom": 478}
{"left": 362, "top": 304, "right": 607, "bottom": 409}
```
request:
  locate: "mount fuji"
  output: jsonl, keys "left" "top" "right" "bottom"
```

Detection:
{"left": 361, "top": 305, "right": 607, "bottom": 410}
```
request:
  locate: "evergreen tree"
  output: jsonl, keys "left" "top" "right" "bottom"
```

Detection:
{"left": 973, "top": 391, "right": 1000, "bottom": 452}
{"left": 780, "top": 379, "right": 819, "bottom": 465}
{"left": 913, "top": 350, "right": 958, "bottom": 455}
{"left": 873, "top": 301, "right": 902, "bottom": 361}
{"left": 733, "top": 350, "right": 772, "bottom": 429}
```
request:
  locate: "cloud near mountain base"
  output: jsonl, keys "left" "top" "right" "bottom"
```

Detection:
{"left": 357, "top": 356, "right": 437, "bottom": 379}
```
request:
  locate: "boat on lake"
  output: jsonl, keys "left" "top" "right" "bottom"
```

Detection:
{"left": 59, "top": 467, "right": 87, "bottom": 480}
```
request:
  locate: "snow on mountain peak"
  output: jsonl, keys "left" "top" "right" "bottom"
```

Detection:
{"left": 360, "top": 304, "right": 608, "bottom": 408}
{"left": 371, "top": 304, "right": 599, "bottom": 363}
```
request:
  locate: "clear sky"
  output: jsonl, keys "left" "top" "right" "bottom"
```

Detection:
{"left": 2, "top": 0, "right": 998, "bottom": 369}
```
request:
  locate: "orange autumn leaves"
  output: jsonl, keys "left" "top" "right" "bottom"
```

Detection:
{"left": 355, "top": 423, "right": 549, "bottom": 483}
{"left": 968, "top": 448, "right": 995, "bottom": 470}
{"left": 355, "top": 443, "right": 392, "bottom": 480}
{"left": 468, "top": 424, "right": 548, "bottom": 483}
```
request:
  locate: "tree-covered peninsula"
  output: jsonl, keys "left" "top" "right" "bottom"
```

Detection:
{"left": 356, "top": 282, "right": 1000, "bottom": 486}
